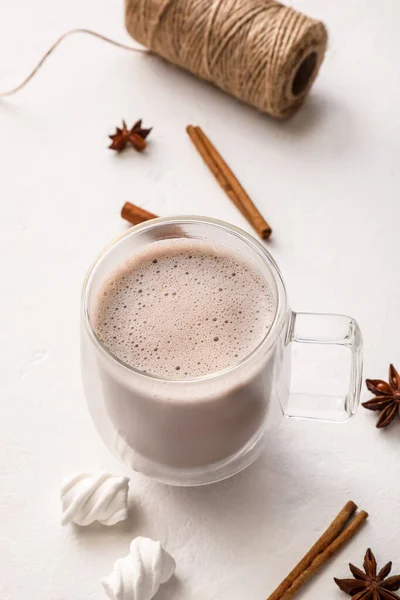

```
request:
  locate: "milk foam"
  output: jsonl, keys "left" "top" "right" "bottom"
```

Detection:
{"left": 94, "top": 238, "right": 275, "bottom": 379}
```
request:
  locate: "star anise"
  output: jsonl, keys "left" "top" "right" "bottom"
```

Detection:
{"left": 362, "top": 364, "right": 400, "bottom": 428}
{"left": 109, "top": 120, "right": 152, "bottom": 152}
{"left": 334, "top": 549, "right": 400, "bottom": 600}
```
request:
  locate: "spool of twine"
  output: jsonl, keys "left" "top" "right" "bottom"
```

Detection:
{"left": 125, "top": 0, "right": 328, "bottom": 119}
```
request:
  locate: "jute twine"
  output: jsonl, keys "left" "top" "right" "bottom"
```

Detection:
{"left": 125, "top": 0, "right": 327, "bottom": 118}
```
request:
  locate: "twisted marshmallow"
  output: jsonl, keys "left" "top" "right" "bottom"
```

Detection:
{"left": 61, "top": 472, "right": 129, "bottom": 526}
{"left": 102, "top": 537, "right": 175, "bottom": 600}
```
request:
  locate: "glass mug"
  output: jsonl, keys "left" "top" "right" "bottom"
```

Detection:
{"left": 81, "top": 216, "right": 363, "bottom": 486}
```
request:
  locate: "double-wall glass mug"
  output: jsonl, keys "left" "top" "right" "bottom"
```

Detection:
{"left": 81, "top": 217, "right": 363, "bottom": 486}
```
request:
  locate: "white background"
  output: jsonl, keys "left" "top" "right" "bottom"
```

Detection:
{"left": 1, "top": 0, "right": 399, "bottom": 599}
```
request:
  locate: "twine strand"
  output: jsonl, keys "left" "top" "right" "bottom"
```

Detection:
{"left": 0, "top": 0, "right": 327, "bottom": 119}
{"left": 0, "top": 28, "right": 147, "bottom": 97}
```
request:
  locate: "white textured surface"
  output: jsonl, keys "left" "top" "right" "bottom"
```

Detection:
{"left": 1, "top": 1, "right": 400, "bottom": 599}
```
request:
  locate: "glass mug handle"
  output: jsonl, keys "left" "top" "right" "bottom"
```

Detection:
{"left": 284, "top": 312, "right": 363, "bottom": 422}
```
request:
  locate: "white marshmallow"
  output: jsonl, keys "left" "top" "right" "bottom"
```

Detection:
{"left": 102, "top": 537, "right": 175, "bottom": 600}
{"left": 61, "top": 472, "right": 129, "bottom": 526}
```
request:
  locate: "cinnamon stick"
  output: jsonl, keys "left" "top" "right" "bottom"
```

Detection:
{"left": 278, "top": 511, "right": 368, "bottom": 600}
{"left": 121, "top": 202, "right": 157, "bottom": 225}
{"left": 267, "top": 501, "right": 357, "bottom": 600}
{"left": 186, "top": 125, "right": 272, "bottom": 239}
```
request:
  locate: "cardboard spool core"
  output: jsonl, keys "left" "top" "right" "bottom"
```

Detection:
{"left": 292, "top": 52, "right": 318, "bottom": 96}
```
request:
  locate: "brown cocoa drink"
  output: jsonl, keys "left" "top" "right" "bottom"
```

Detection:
{"left": 92, "top": 238, "right": 277, "bottom": 473}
